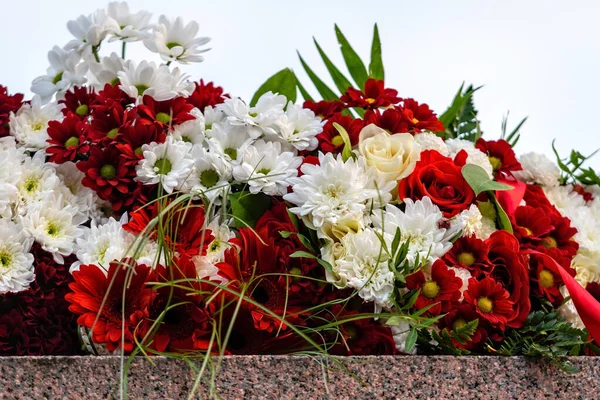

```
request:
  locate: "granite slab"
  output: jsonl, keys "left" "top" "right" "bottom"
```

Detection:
{"left": 0, "top": 355, "right": 599, "bottom": 399}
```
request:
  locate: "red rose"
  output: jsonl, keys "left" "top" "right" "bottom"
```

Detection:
{"left": 398, "top": 150, "right": 475, "bottom": 217}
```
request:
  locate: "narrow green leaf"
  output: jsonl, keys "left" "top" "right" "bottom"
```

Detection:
{"left": 250, "top": 68, "right": 297, "bottom": 107}
{"left": 297, "top": 52, "right": 338, "bottom": 100}
{"left": 368, "top": 24, "right": 384, "bottom": 80}
{"left": 332, "top": 122, "right": 353, "bottom": 161}
{"left": 461, "top": 164, "right": 514, "bottom": 196}
{"left": 313, "top": 37, "right": 354, "bottom": 94}
{"left": 334, "top": 24, "right": 369, "bottom": 89}
{"left": 295, "top": 76, "right": 313, "bottom": 102}
{"left": 290, "top": 251, "right": 332, "bottom": 272}
{"left": 490, "top": 192, "right": 514, "bottom": 233}
{"left": 229, "top": 191, "right": 272, "bottom": 228}
{"left": 405, "top": 328, "right": 418, "bottom": 352}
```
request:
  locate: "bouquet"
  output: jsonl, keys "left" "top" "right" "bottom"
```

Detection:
{"left": 1, "top": 2, "right": 599, "bottom": 372}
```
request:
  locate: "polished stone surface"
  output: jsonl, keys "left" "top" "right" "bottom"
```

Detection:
{"left": 1, "top": 355, "right": 599, "bottom": 399}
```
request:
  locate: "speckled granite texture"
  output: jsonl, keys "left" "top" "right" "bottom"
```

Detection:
{"left": 0, "top": 356, "right": 599, "bottom": 399}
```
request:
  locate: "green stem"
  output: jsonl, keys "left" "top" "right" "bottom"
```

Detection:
{"left": 166, "top": 61, "right": 171, "bottom": 67}
{"left": 121, "top": 41, "right": 126, "bottom": 59}
{"left": 92, "top": 45, "right": 100, "bottom": 63}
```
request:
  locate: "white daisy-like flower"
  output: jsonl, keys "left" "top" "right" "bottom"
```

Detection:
{"left": 201, "top": 106, "right": 226, "bottom": 138}
{"left": 372, "top": 197, "right": 452, "bottom": 267}
{"left": 54, "top": 161, "right": 103, "bottom": 222}
{"left": 207, "top": 123, "right": 253, "bottom": 167}
{"left": 170, "top": 108, "right": 206, "bottom": 145}
{"left": 106, "top": 1, "right": 152, "bottom": 42}
{"left": 0, "top": 140, "right": 25, "bottom": 218}
{"left": 10, "top": 97, "right": 63, "bottom": 151}
{"left": 391, "top": 322, "right": 417, "bottom": 354}
{"left": 15, "top": 152, "right": 61, "bottom": 209}
{"left": 118, "top": 60, "right": 194, "bottom": 101}
{"left": 88, "top": 52, "right": 125, "bottom": 87}
{"left": 513, "top": 152, "right": 561, "bottom": 187}
{"left": 284, "top": 152, "right": 395, "bottom": 229}
{"left": 448, "top": 266, "right": 472, "bottom": 301}
{"left": 31, "top": 46, "right": 88, "bottom": 103}
{"left": 191, "top": 218, "right": 235, "bottom": 283}
{"left": 268, "top": 101, "right": 323, "bottom": 152}
{"left": 233, "top": 140, "right": 301, "bottom": 196}
{"left": 72, "top": 217, "right": 127, "bottom": 272}
{"left": 0, "top": 219, "right": 35, "bottom": 294}
{"left": 144, "top": 15, "right": 210, "bottom": 64}
{"left": 329, "top": 227, "right": 395, "bottom": 308}
{"left": 136, "top": 136, "right": 194, "bottom": 193}
{"left": 413, "top": 132, "right": 449, "bottom": 156}
{"left": 218, "top": 92, "right": 286, "bottom": 139}
{"left": 446, "top": 138, "right": 494, "bottom": 179}
{"left": 184, "top": 145, "right": 230, "bottom": 201}
{"left": 65, "top": 11, "right": 118, "bottom": 55}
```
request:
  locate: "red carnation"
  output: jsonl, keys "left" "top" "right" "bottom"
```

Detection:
{"left": 137, "top": 95, "right": 195, "bottom": 128}
{"left": 399, "top": 98, "right": 444, "bottom": 133}
{"left": 443, "top": 235, "right": 492, "bottom": 276}
{"left": 398, "top": 150, "right": 475, "bottom": 217}
{"left": 316, "top": 113, "right": 364, "bottom": 154}
{"left": 303, "top": 99, "right": 345, "bottom": 119}
{"left": 46, "top": 114, "right": 90, "bottom": 164}
{"left": 341, "top": 79, "right": 401, "bottom": 109}
{"left": 476, "top": 138, "right": 522, "bottom": 178}
{"left": 0, "top": 85, "right": 24, "bottom": 137}
{"left": 66, "top": 261, "right": 154, "bottom": 352}
{"left": 405, "top": 259, "right": 463, "bottom": 316}
{"left": 464, "top": 277, "right": 514, "bottom": 329}
{"left": 187, "top": 80, "right": 227, "bottom": 112}
{"left": 59, "top": 86, "right": 96, "bottom": 119}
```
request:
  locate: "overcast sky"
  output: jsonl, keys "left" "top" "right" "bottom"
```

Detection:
{"left": 2, "top": 0, "right": 599, "bottom": 167}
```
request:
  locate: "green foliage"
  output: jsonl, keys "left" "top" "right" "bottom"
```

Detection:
{"left": 250, "top": 68, "right": 297, "bottom": 106}
{"left": 461, "top": 164, "right": 514, "bottom": 196}
{"left": 229, "top": 191, "right": 272, "bottom": 228}
{"left": 416, "top": 320, "right": 479, "bottom": 356}
{"left": 552, "top": 140, "right": 600, "bottom": 185}
{"left": 369, "top": 24, "right": 384, "bottom": 81}
{"left": 332, "top": 122, "right": 354, "bottom": 161}
{"left": 438, "top": 83, "right": 482, "bottom": 139}
{"left": 500, "top": 111, "right": 528, "bottom": 147}
{"left": 489, "top": 192, "right": 513, "bottom": 233}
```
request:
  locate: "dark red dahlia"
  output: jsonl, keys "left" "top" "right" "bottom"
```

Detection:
{"left": 46, "top": 113, "right": 90, "bottom": 164}
{"left": 316, "top": 113, "right": 364, "bottom": 154}
{"left": 302, "top": 99, "right": 345, "bottom": 119}
{"left": 137, "top": 95, "right": 195, "bottom": 128}
{"left": 476, "top": 138, "right": 522, "bottom": 178}
{"left": 405, "top": 259, "right": 462, "bottom": 316}
{"left": 464, "top": 277, "right": 514, "bottom": 329}
{"left": 0, "top": 85, "right": 24, "bottom": 137}
{"left": 186, "top": 79, "right": 227, "bottom": 112}
{"left": 399, "top": 98, "right": 444, "bottom": 133}
{"left": 59, "top": 86, "right": 96, "bottom": 119}
{"left": 341, "top": 79, "right": 401, "bottom": 109}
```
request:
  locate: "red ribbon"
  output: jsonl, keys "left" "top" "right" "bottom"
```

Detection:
{"left": 496, "top": 178, "right": 526, "bottom": 216}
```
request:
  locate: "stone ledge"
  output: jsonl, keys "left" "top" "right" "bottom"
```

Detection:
{"left": 1, "top": 355, "right": 599, "bottom": 399}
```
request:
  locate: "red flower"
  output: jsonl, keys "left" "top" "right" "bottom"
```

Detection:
{"left": 302, "top": 99, "right": 345, "bottom": 119}
{"left": 398, "top": 150, "right": 476, "bottom": 217}
{"left": 0, "top": 85, "right": 24, "bottom": 137}
{"left": 95, "top": 83, "right": 135, "bottom": 109}
{"left": 464, "top": 277, "right": 514, "bottom": 329}
{"left": 46, "top": 114, "right": 90, "bottom": 164}
{"left": 541, "top": 208, "right": 579, "bottom": 257}
{"left": 89, "top": 101, "right": 136, "bottom": 144}
{"left": 530, "top": 248, "right": 574, "bottom": 305}
{"left": 186, "top": 80, "right": 227, "bottom": 112}
{"left": 137, "top": 95, "right": 195, "bottom": 128}
{"left": 523, "top": 184, "right": 553, "bottom": 209}
{"left": 364, "top": 107, "right": 409, "bottom": 134}
{"left": 476, "top": 138, "right": 522, "bottom": 178}
{"left": 59, "top": 86, "right": 96, "bottom": 119}
{"left": 341, "top": 79, "right": 401, "bottom": 109}
{"left": 573, "top": 184, "right": 594, "bottom": 202}
{"left": 512, "top": 205, "right": 554, "bottom": 243}
{"left": 443, "top": 235, "right": 492, "bottom": 276}
{"left": 66, "top": 261, "right": 154, "bottom": 352}
{"left": 115, "top": 124, "right": 166, "bottom": 163}
{"left": 405, "top": 260, "right": 463, "bottom": 315}
{"left": 439, "top": 304, "right": 488, "bottom": 350}
{"left": 316, "top": 113, "right": 364, "bottom": 154}
{"left": 399, "top": 99, "right": 444, "bottom": 133}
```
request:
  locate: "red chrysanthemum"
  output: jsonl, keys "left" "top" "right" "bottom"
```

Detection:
{"left": 302, "top": 99, "right": 345, "bottom": 119}
{"left": 59, "top": 86, "right": 97, "bottom": 119}
{"left": 46, "top": 113, "right": 90, "bottom": 164}
{"left": 540, "top": 207, "right": 579, "bottom": 257}
{"left": 66, "top": 261, "right": 154, "bottom": 352}
{"left": 523, "top": 183, "right": 553, "bottom": 209}
{"left": 0, "top": 85, "right": 24, "bottom": 137}
{"left": 186, "top": 79, "right": 227, "bottom": 112}
{"left": 341, "top": 79, "right": 401, "bottom": 109}
{"left": 316, "top": 113, "right": 364, "bottom": 154}
{"left": 137, "top": 95, "right": 195, "bottom": 128}
{"left": 476, "top": 138, "right": 522, "bottom": 178}
{"left": 115, "top": 123, "right": 166, "bottom": 163}
{"left": 464, "top": 277, "right": 514, "bottom": 329}
{"left": 530, "top": 248, "right": 574, "bottom": 305}
{"left": 95, "top": 83, "right": 135, "bottom": 109}
{"left": 89, "top": 101, "right": 136, "bottom": 144}
{"left": 364, "top": 107, "right": 409, "bottom": 134}
{"left": 399, "top": 98, "right": 444, "bottom": 133}
{"left": 439, "top": 304, "right": 488, "bottom": 350}
{"left": 405, "top": 259, "right": 463, "bottom": 316}
{"left": 512, "top": 205, "right": 554, "bottom": 244}
{"left": 443, "top": 235, "right": 492, "bottom": 276}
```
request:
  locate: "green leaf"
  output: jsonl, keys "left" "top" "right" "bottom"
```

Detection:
{"left": 290, "top": 251, "right": 332, "bottom": 272}
{"left": 334, "top": 24, "right": 369, "bottom": 89}
{"left": 405, "top": 328, "right": 418, "bottom": 352}
{"left": 295, "top": 76, "right": 313, "bottom": 102}
{"left": 490, "top": 192, "right": 513, "bottom": 233}
{"left": 461, "top": 164, "right": 514, "bottom": 196}
{"left": 250, "top": 68, "right": 297, "bottom": 107}
{"left": 332, "top": 122, "right": 353, "bottom": 161}
{"left": 439, "top": 83, "right": 482, "bottom": 139}
{"left": 229, "top": 191, "right": 272, "bottom": 228}
{"left": 297, "top": 52, "right": 338, "bottom": 100}
{"left": 368, "top": 24, "right": 384, "bottom": 81}
{"left": 313, "top": 37, "right": 354, "bottom": 94}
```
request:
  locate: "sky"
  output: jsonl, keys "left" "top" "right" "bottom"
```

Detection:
{"left": 1, "top": 0, "right": 599, "bottom": 168}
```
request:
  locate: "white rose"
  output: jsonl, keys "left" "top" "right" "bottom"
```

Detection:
{"left": 358, "top": 124, "right": 420, "bottom": 182}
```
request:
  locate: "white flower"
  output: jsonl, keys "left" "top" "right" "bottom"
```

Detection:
{"left": 10, "top": 97, "right": 63, "bottom": 151}
{"left": 21, "top": 194, "right": 84, "bottom": 264}
{"left": 170, "top": 108, "right": 206, "bottom": 145}
{"left": 31, "top": 46, "right": 88, "bottom": 103}
{"left": 0, "top": 219, "right": 35, "bottom": 294}
{"left": 54, "top": 162, "right": 102, "bottom": 222}
{"left": 72, "top": 217, "right": 127, "bottom": 271}
{"left": 88, "top": 52, "right": 125, "bottom": 87}
{"left": 448, "top": 266, "right": 472, "bottom": 301}
{"left": 544, "top": 185, "right": 585, "bottom": 212}
{"left": 233, "top": 140, "right": 301, "bottom": 196}
{"left": 106, "top": 1, "right": 152, "bottom": 42}
{"left": 192, "top": 255, "right": 226, "bottom": 283}
{"left": 413, "top": 132, "right": 449, "bottom": 156}
{"left": 391, "top": 322, "right": 417, "bottom": 354}
{"left": 446, "top": 138, "right": 494, "bottom": 179}
{"left": 455, "top": 204, "right": 484, "bottom": 239}
{"left": 65, "top": 11, "right": 118, "bottom": 55}
{"left": 284, "top": 152, "right": 395, "bottom": 229}
{"left": 16, "top": 152, "right": 61, "bottom": 208}
{"left": 201, "top": 106, "right": 227, "bottom": 137}
{"left": 513, "top": 152, "right": 561, "bottom": 187}
{"left": 479, "top": 216, "right": 497, "bottom": 241}
{"left": 185, "top": 145, "right": 230, "bottom": 201}
{"left": 136, "top": 136, "right": 194, "bottom": 193}
{"left": 0, "top": 140, "right": 24, "bottom": 218}
{"left": 358, "top": 124, "right": 420, "bottom": 182}
{"left": 268, "top": 102, "right": 323, "bottom": 151}
{"left": 329, "top": 228, "right": 395, "bottom": 308}
{"left": 557, "top": 286, "right": 585, "bottom": 330}
{"left": 118, "top": 60, "right": 194, "bottom": 101}
{"left": 144, "top": 15, "right": 210, "bottom": 64}
{"left": 372, "top": 198, "right": 452, "bottom": 266}
{"left": 570, "top": 252, "right": 600, "bottom": 287}
{"left": 207, "top": 123, "right": 253, "bottom": 167}
{"left": 219, "top": 93, "right": 286, "bottom": 139}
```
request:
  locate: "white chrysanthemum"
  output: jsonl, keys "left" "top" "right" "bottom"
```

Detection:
{"left": 65, "top": 11, "right": 118, "bottom": 55}
{"left": 184, "top": 145, "right": 230, "bottom": 201}
{"left": 233, "top": 140, "right": 301, "bottom": 196}
{"left": 268, "top": 102, "right": 323, "bottom": 151}
{"left": 513, "top": 152, "right": 561, "bottom": 187}
{"left": 448, "top": 266, "right": 472, "bottom": 301}
{"left": 0, "top": 140, "right": 24, "bottom": 218}
{"left": 330, "top": 228, "right": 394, "bottom": 308}
{"left": 171, "top": 108, "right": 208, "bottom": 145}
{"left": 16, "top": 152, "right": 61, "bottom": 209}
{"left": 569, "top": 252, "right": 600, "bottom": 287}
{"left": 372, "top": 198, "right": 452, "bottom": 266}
{"left": 455, "top": 204, "right": 485, "bottom": 239}
{"left": 118, "top": 60, "right": 194, "bottom": 101}
{"left": 0, "top": 219, "right": 35, "bottom": 294}
{"left": 219, "top": 92, "right": 286, "bottom": 139}
{"left": 54, "top": 162, "right": 104, "bottom": 223}
{"left": 144, "top": 15, "right": 210, "bottom": 64}
{"left": 557, "top": 286, "right": 585, "bottom": 330}
{"left": 391, "top": 322, "right": 417, "bottom": 354}
{"left": 207, "top": 123, "right": 253, "bottom": 167}
{"left": 446, "top": 138, "right": 494, "bottom": 179}
{"left": 201, "top": 106, "right": 226, "bottom": 138}
{"left": 21, "top": 194, "right": 84, "bottom": 264}
{"left": 10, "top": 97, "right": 63, "bottom": 151}
{"left": 544, "top": 185, "right": 585, "bottom": 212}
{"left": 413, "top": 132, "right": 449, "bottom": 156}
{"left": 31, "top": 46, "right": 88, "bottom": 103}
{"left": 88, "top": 52, "right": 125, "bottom": 87}
{"left": 285, "top": 152, "right": 395, "bottom": 229}
{"left": 72, "top": 217, "right": 127, "bottom": 271}
{"left": 136, "top": 136, "right": 194, "bottom": 193}
{"left": 106, "top": 1, "right": 152, "bottom": 42}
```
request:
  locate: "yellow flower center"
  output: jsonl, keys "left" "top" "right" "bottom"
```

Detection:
{"left": 0, "top": 250, "right": 13, "bottom": 268}
{"left": 539, "top": 269, "right": 554, "bottom": 288}
{"left": 331, "top": 135, "right": 345, "bottom": 147}
{"left": 489, "top": 156, "right": 502, "bottom": 171}
{"left": 422, "top": 281, "right": 440, "bottom": 299}
{"left": 452, "top": 318, "right": 467, "bottom": 330}
{"left": 411, "top": 117, "right": 419, "bottom": 124}
{"left": 365, "top": 98, "right": 375, "bottom": 105}
{"left": 64, "top": 136, "right": 79, "bottom": 148}
{"left": 458, "top": 252, "right": 476, "bottom": 267}
{"left": 477, "top": 297, "right": 493, "bottom": 313}
{"left": 543, "top": 236, "right": 558, "bottom": 248}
